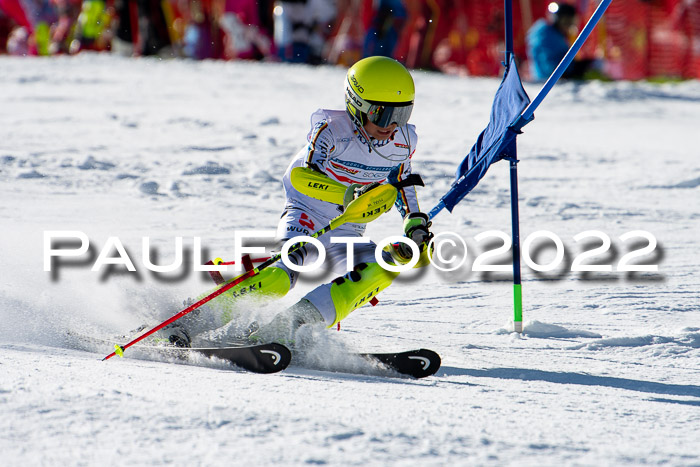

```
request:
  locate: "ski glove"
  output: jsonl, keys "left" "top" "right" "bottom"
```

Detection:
{"left": 396, "top": 212, "right": 433, "bottom": 260}
{"left": 343, "top": 182, "right": 381, "bottom": 209}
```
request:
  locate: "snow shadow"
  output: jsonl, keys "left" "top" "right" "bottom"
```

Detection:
{"left": 440, "top": 367, "right": 700, "bottom": 399}
{"left": 643, "top": 176, "right": 700, "bottom": 190}
{"left": 648, "top": 398, "right": 700, "bottom": 407}
{"left": 568, "top": 329, "right": 700, "bottom": 351}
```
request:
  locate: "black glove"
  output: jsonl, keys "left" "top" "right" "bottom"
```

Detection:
{"left": 396, "top": 212, "right": 433, "bottom": 260}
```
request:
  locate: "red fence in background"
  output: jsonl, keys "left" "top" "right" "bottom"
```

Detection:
{"left": 1, "top": 0, "right": 699, "bottom": 80}
{"left": 382, "top": 0, "right": 700, "bottom": 80}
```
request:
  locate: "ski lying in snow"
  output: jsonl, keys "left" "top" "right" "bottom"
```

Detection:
{"left": 360, "top": 348, "right": 441, "bottom": 378}
{"left": 68, "top": 332, "right": 291, "bottom": 374}
{"left": 131, "top": 343, "right": 292, "bottom": 374}
{"left": 185, "top": 343, "right": 292, "bottom": 374}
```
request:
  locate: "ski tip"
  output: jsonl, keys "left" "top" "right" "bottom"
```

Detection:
{"left": 362, "top": 348, "right": 441, "bottom": 379}
{"left": 404, "top": 349, "right": 440, "bottom": 378}
{"left": 253, "top": 342, "right": 292, "bottom": 373}
{"left": 418, "top": 348, "right": 441, "bottom": 377}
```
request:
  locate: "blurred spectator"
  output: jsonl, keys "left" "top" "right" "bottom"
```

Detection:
{"left": 111, "top": 0, "right": 136, "bottom": 55}
{"left": 69, "top": 0, "right": 112, "bottom": 53}
{"left": 324, "top": 0, "right": 365, "bottom": 66}
{"left": 526, "top": 1, "right": 594, "bottom": 81}
{"left": 1, "top": 0, "right": 696, "bottom": 81}
{"left": 50, "top": 0, "right": 82, "bottom": 54}
{"left": 112, "top": 0, "right": 173, "bottom": 57}
{"left": 29, "top": 0, "right": 59, "bottom": 55}
{"left": 219, "top": 0, "right": 272, "bottom": 60}
{"left": 0, "top": 11, "right": 12, "bottom": 53}
{"left": 362, "top": 0, "right": 404, "bottom": 58}
{"left": 7, "top": 23, "right": 29, "bottom": 53}
{"left": 273, "top": 0, "right": 335, "bottom": 64}
{"left": 140, "top": 0, "right": 173, "bottom": 55}
{"left": 182, "top": 0, "right": 218, "bottom": 59}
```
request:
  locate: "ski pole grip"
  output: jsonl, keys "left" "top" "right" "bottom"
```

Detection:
{"left": 391, "top": 174, "right": 424, "bottom": 190}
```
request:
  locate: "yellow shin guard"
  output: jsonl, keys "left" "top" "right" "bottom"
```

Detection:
{"left": 199, "top": 267, "right": 291, "bottom": 323}
{"left": 328, "top": 262, "right": 399, "bottom": 326}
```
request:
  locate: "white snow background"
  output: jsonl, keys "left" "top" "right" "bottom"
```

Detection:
{"left": 1, "top": 55, "right": 699, "bottom": 466}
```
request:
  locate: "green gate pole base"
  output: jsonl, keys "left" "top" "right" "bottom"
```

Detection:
{"left": 513, "top": 283, "right": 523, "bottom": 333}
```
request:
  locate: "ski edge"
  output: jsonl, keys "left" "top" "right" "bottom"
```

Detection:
{"left": 68, "top": 332, "right": 292, "bottom": 375}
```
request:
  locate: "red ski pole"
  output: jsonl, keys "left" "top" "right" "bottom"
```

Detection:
{"left": 102, "top": 183, "right": 400, "bottom": 360}
{"left": 103, "top": 256, "right": 276, "bottom": 360}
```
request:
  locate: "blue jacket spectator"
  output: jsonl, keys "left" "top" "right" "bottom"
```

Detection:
{"left": 526, "top": 2, "right": 582, "bottom": 81}
{"left": 363, "top": 0, "right": 406, "bottom": 58}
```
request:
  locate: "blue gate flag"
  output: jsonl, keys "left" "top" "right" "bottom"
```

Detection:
{"left": 429, "top": 56, "right": 531, "bottom": 220}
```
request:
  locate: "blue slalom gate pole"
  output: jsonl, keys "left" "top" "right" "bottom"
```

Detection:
{"left": 508, "top": 150, "right": 523, "bottom": 333}
{"left": 430, "top": 0, "right": 612, "bottom": 331}
{"left": 504, "top": 0, "right": 523, "bottom": 332}
{"left": 507, "top": 0, "right": 611, "bottom": 330}
{"left": 505, "top": 0, "right": 514, "bottom": 54}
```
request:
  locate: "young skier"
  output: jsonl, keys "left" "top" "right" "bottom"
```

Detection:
{"left": 166, "top": 56, "right": 433, "bottom": 347}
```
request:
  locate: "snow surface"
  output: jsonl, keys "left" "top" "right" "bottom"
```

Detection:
{"left": 1, "top": 54, "right": 699, "bottom": 466}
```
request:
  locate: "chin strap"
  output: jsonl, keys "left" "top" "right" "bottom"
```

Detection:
{"left": 355, "top": 124, "right": 375, "bottom": 154}
{"left": 353, "top": 122, "right": 412, "bottom": 162}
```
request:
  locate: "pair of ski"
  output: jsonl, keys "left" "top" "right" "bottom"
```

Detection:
{"left": 176, "top": 343, "right": 441, "bottom": 379}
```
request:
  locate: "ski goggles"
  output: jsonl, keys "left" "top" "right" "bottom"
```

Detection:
{"left": 366, "top": 102, "right": 414, "bottom": 128}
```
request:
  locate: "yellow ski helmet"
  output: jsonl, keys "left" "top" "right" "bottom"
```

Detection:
{"left": 345, "top": 56, "right": 415, "bottom": 129}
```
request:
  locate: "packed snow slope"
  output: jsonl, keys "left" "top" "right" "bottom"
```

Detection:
{"left": 1, "top": 55, "right": 699, "bottom": 466}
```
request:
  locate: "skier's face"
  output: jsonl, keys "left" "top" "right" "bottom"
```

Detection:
{"left": 364, "top": 121, "right": 397, "bottom": 140}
